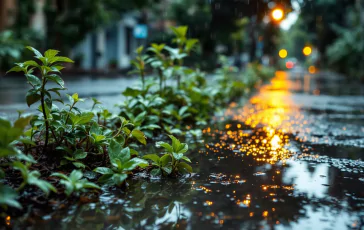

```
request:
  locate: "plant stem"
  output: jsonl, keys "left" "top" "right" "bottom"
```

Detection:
{"left": 158, "top": 68, "right": 163, "bottom": 96}
{"left": 40, "top": 77, "right": 49, "bottom": 153}
{"left": 140, "top": 69, "right": 145, "bottom": 90}
{"left": 177, "top": 59, "right": 183, "bottom": 89}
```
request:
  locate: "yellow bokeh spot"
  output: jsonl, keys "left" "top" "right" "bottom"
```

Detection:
{"left": 278, "top": 49, "right": 288, "bottom": 58}
{"left": 308, "top": 65, "right": 316, "bottom": 74}
{"left": 303, "top": 46, "right": 312, "bottom": 56}
{"left": 272, "top": 9, "right": 284, "bottom": 21}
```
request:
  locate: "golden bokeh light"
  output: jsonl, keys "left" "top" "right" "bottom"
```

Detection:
{"left": 278, "top": 49, "right": 288, "bottom": 58}
{"left": 303, "top": 46, "right": 312, "bottom": 56}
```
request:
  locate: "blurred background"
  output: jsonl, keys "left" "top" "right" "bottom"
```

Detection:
{"left": 0, "top": 0, "right": 363, "bottom": 80}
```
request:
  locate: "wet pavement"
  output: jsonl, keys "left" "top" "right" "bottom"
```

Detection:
{"left": 0, "top": 75, "right": 140, "bottom": 120}
{"left": 3, "top": 70, "right": 364, "bottom": 229}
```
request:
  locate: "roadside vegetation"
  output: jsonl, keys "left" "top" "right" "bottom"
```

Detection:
{"left": 0, "top": 26, "right": 274, "bottom": 216}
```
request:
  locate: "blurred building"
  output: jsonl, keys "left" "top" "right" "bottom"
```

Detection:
{"left": 0, "top": 0, "right": 143, "bottom": 71}
{"left": 71, "top": 13, "right": 141, "bottom": 71}
{"left": 0, "top": 0, "right": 46, "bottom": 34}
{"left": 0, "top": 0, "right": 16, "bottom": 31}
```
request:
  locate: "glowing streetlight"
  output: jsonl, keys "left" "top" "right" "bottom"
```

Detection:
{"left": 303, "top": 46, "right": 312, "bottom": 56}
{"left": 272, "top": 8, "right": 284, "bottom": 21}
{"left": 278, "top": 49, "right": 288, "bottom": 58}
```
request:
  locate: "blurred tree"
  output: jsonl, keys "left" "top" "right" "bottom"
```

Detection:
{"left": 169, "top": 0, "right": 293, "bottom": 64}
{"left": 210, "top": 0, "right": 293, "bottom": 61}
{"left": 326, "top": 1, "right": 364, "bottom": 80}
{"left": 297, "top": 0, "right": 356, "bottom": 64}
{"left": 170, "top": 0, "right": 213, "bottom": 58}
{"left": 44, "top": 0, "right": 160, "bottom": 53}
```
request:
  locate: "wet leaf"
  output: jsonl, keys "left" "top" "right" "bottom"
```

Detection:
{"left": 143, "top": 154, "right": 160, "bottom": 164}
{"left": 131, "top": 129, "right": 146, "bottom": 145}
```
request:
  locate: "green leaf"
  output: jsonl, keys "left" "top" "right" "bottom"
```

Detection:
{"left": 56, "top": 146, "right": 72, "bottom": 154}
{"left": 62, "top": 181, "right": 74, "bottom": 196}
{"left": 136, "top": 46, "right": 144, "bottom": 55}
{"left": 122, "top": 158, "right": 148, "bottom": 171}
{"left": 143, "top": 154, "right": 160, "bottom": 164}
{"left": 185, "top": 39, "right": 199, "bottom": 52}
{"left": 122, "top": 87, "right": 143, "bottom": 97}
{"left": 179, "top": 106, "right": 188, "bottom": 116}
{"left": 63, "top": 156, "right": 75, "bottom": 161}
{"left": 112, "top": 173, "right": 128, "bottom": 186}
{"left": 7, "top": 65, "right": 24, "bottom": 73}
{"left": 151, "top": 168, "right": 161, "bottom": 176}
{"left": 130, "top": 148, "right": 138, "bottom": 156}
{"left": 70, "top": 112, "right": 94, "bottom": 126}
{"left": 45, "top": 49, "right": 59, "bottom": 58}
{"left": 156, "top": 141, "right": 173, "bottom": 153}
{"left": 0, "top": 118, "right": 11, "bottom": 128}
{"left": 142, "top": 124, "right": 161, "bottom": 130}
{"left": 90, "top": 122, "right": 102, "bottom": 135}
{"left": 98, "top": 174, "right": 113, "bottom": 183}
{"left": 108, "top": 139, "right": 122, "bottom": 163}
{"left": 94, "top": 167, "right": 114, "bottom": 175}
{"left": 23, "top": 60, "right": 39, "bottom": 67}
{"left": 26, "top": 90, "right": 41, "bottom": 107}
{"left": 82, "top": 182, "right": 101, "bottom": 190}
{"left": 47, "top": 74, "right": 64, "bottom": 88}
{"left": 25, "top": 74, "right": 41, "bottom": 86}
{"left": 131, "top": 129, "right": 146, "bottom": 145}
{"left": 50, "top": 56, "right": 74, "bottom": 64}
{"left": 168, "top": 135, "right": 181, "bottom": 152}
{"left": 51, "top": 172, "right": 69, "bottom": 180}
{"left": 28, "top": 172, "right": 57, "bottom": 196}
{"left": 73, "top": 162, "right": 86, "bottom": 169}
{"left": 134, "top": 111, "right": 147, "bottom": 125}
{"left": 171, "top": 26, "right": 188, "bottom": 38}
{"left": 160, "top": 154, "right": 171, "bottom": 167}
{"left": 72, "top": 93, "right": 79, "bottom": 102}
{"left": 51, "top": 65, "right": 64, "bottom": 72}
{"left": 162, "top": 166, "right": 172, "bottom": 175}
{"left": 108, "top": 140, "right": 131, "bottom": 165}
{"left": 181, "top": 156, "right": 192, "bottom": 163}
{"left": 177, "top": 162, "right": 193, "bottom": 174}
{"left": 173, "top": 153, "right": 183, "bottom": 161}
{"left": 26, "top": 46, "right": 43, "bottom": 58}
{"left": 78, "top": 112, "right": 94, "bottom": 125}
{"left": 177, "top": 143, "right": 188, "bottom": 154}
{"left": 67, "top": 94, "right": 74, "bottom": 104}
{"left": 48, "top": 88, "right": 65, "bottom": 98}
{"left": 14, "top": 116, "right": 32, "bottom": 130}
{"left": 69, "top": 170, "right": 83, "bottom": 182}
{"left": 0, "top": 185, "right": 21, "bottom": 209}
{"left": 92, "top": 134, "right": 106, "bottom": 143}
{"left": 42, "top": 103, "right": 52, "bottom": 119}
{"left": 74, "top": 150, "right": 87, "bottom": 160}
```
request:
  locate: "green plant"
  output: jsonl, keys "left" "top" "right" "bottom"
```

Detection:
{"left": 51, "top": 170, "right": 100, "bottom": 196}
{"left": 129, "top": 46, "right": 147, "bottom": 90}
{"left": 142, "top": 154, "right": 172, "bottom": 176}
{"left": 13, "top": 162, "right": 56, "bottom": 195}
{"left": 0, "top": 116, "right": 55, "bottom": 209}
{"left": 94, "top": 140, "right": 148, "bottom": 186}
{"left": 150, "top": 135, "right": 192, "bottom": 176}
{"left": 7, "top": 46, "right": 74, "bottom": 152}
{"left": 0, "top": 184, "right": 22, "bottom": 210}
